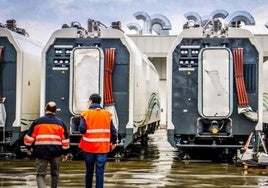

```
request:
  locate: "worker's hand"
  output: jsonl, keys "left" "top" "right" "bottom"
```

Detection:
{"left": 110, "top": 143, "right": 116, "bottom": 151}
{"left": 61, "top": 155, "right": 68, "bottom": 162}
{"left": 26, "top": 149, "right": 32, "bottom": 155}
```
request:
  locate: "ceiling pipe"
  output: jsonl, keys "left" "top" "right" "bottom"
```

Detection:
{"left": 152, "top": 24, "right": 169, "bottom": 35}
{"left": 225, "top": 11, "right": 255, "bottom": 26}
{"left": 126, "top": 22, "right": 142, "bottom": 35}
{"left": 184, "top": 12, "right": 202, "bottom": 27}
{"left": 133, "top": 11, "right": 152, "bottom": 34}
{"left": 201, "top": 15, "right": 210, "bottom": 27}
{"left": 150, "top": 14, "right": 171, "bottom": 35}
{"left": 210, "top": 9, "right": 229, "bottom": 19}
{"left": 151, "top": 14, "right": 172, "bottom": 30}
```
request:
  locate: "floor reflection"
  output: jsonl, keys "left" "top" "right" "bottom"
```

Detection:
{"left": 1, "top": 128, "right": 268, "bottom": 187}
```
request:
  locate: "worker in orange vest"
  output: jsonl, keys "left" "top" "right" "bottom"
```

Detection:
{"left": 24, "top": 101, "right": 70, "bottom": 188}
{"left": 79, "top": 93, "right": 117, "bottom": 188}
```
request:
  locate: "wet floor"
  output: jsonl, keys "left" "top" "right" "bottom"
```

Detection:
{"left": 1, "top": 128, "right": 268, "bottom": 188}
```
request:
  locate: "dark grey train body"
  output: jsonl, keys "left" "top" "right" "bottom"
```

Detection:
{"left": 41, "top": 23, "right": 160, "bottom": 157}
{"left": 44, "top": 36, "right": 130, "bottom": 145}
{"left": 167, "top": 26, "right": 263, "bottom": 160}
{"left": 0, "top": 23, "right": 42, "bottom": 149}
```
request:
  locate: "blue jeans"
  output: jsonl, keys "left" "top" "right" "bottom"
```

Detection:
{"left": 84, "top": 152, "right": 108, "bottom": 188}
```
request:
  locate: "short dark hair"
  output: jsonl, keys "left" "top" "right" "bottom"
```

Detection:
{"left": 45, "top": 101, "right": 57, "bottom": 113}
{"left": 89, "top": 93, "right": 101, "bottom": 104}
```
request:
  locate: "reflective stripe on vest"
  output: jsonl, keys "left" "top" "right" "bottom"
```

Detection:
{"left": 24, "top": 134, "right": 35, "bottom": 146}
{"left": 36, "top": 134, "right": 61, "bottom": 139}
{"left": 35, "top": 141, "right": 62, "bottom": 145}
{"left": 35, "top": 134, "right": 62, "bottom": 145}
{"left": 86, "top": 129, "right": 110, "bottom": 133}
{"left": 62, "top": 138, "right": 70, "bottom": 144}
{"left": 62, "top": 138, "right": 70, "bottom": 149}
{"left": 82, "top": 137, "right": 110, "bottom": 142}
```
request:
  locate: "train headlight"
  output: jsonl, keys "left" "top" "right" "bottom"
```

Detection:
{"left": 210, "top": 120, "right": 219, "bottom": 134}
{"left": 55, "top": 49, "right": 63, "bottom": 54}
{"left": 66, "top": 49, "right": 72, "bottom": 54}
{"left": 211, "top": 127, "right": 219, "bottom": 134}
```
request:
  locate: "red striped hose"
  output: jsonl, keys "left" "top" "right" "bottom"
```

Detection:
{"left": 104, "top": 48, "right": 116, "bottom": 105}
{"left": 233, "top": 48, "right": 249, "bottom": 106}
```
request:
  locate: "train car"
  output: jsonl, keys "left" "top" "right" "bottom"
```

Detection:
{"left": 238, "top": 61, "right": 268, "bottom": 162}
{"left": 0, "top": 20, "right": 42, "bottom": 154}
{"left": 262, "top": 60, "right": 268, "bottom": 144}
{"left": 167, "top": 19, "right": 263, "bottom": 161}
{"left": 41, "top": 20, "right": 160, "bottom": 157}
{"left": 263, "top": 61, "right": 268, "bottom": 126}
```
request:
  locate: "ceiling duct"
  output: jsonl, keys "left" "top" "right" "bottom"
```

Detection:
{"left": 152, "top": 24, "right": 169, "bottom": 35}
{"left": 201, "top": 15, "right": 210, "bottom": 27}
{"left": 127, "top": 22, "right": 142, "bottom": 35}
{"left": 184, "top": 12, "right": 202, "bottom": 27}
{"left": 134, "top": 11, "right": 152, "bottom": 34}
{"left": 210, "top": 9, "right": 229, "bottom": 19}
{"left": 151, "top": 14, "right": 171, "bottom": 35}
{"left": 151, "top": 14, "right": 171, "bottom": 30}
{"left": 225, "top": 11, "right": 255, "bottom": 26}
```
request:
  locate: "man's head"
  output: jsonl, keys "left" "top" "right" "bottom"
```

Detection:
{"left": 45, "top": 101, "right": 57, "bottom": 114}
{"left": 89, "top": 93, "right": 101, "bottom": 104}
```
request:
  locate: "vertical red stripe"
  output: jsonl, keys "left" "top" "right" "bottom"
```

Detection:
{"left": 104, "top": 48, "right": 116, "bottom": 105}
{"left": 233, "top": 48, "right": 249, "bottom": 106}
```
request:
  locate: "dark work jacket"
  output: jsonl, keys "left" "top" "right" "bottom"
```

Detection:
{"left": 24, "top": 113, "right": 70, "bottom": 160}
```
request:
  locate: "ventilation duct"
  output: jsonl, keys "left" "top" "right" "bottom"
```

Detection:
{"left": 225, "top": 11, "right": 255, "bottom": 26}
{"left": 210, "top": 9, "right": 229, "bottom": 19}
{"left": 127, "top": 22, "right": 142, "bottom": 35}
{"left": 152, "top": 24, "right": 169, "bottom": 35}
{"left": 150, "top": 14, "right": 171, "bottom": 35}
{"left": 134, "top": 11, "right": 152, "bottom": 34}
{"left": 184, "top": 12, "right": 202, "bottom": 27}
{"left": 201, "top": 15, "right": 210, "bottom": 27}
{"left": 151, "top": 14, "right": 172, "bottom": 30}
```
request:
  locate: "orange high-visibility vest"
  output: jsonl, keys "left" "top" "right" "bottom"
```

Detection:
{"left": 79, "top": 108, "right": 112, "bottom": 153}
{"left": 24, "top": 123, "right": 70, "bottom": 149}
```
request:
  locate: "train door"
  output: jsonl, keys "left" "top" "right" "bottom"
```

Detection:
{"left": 197, "top": 47, "right": 233, "bottom": 136}
{"left": 69, "top": 47, "right": 104, "bottom": 134}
